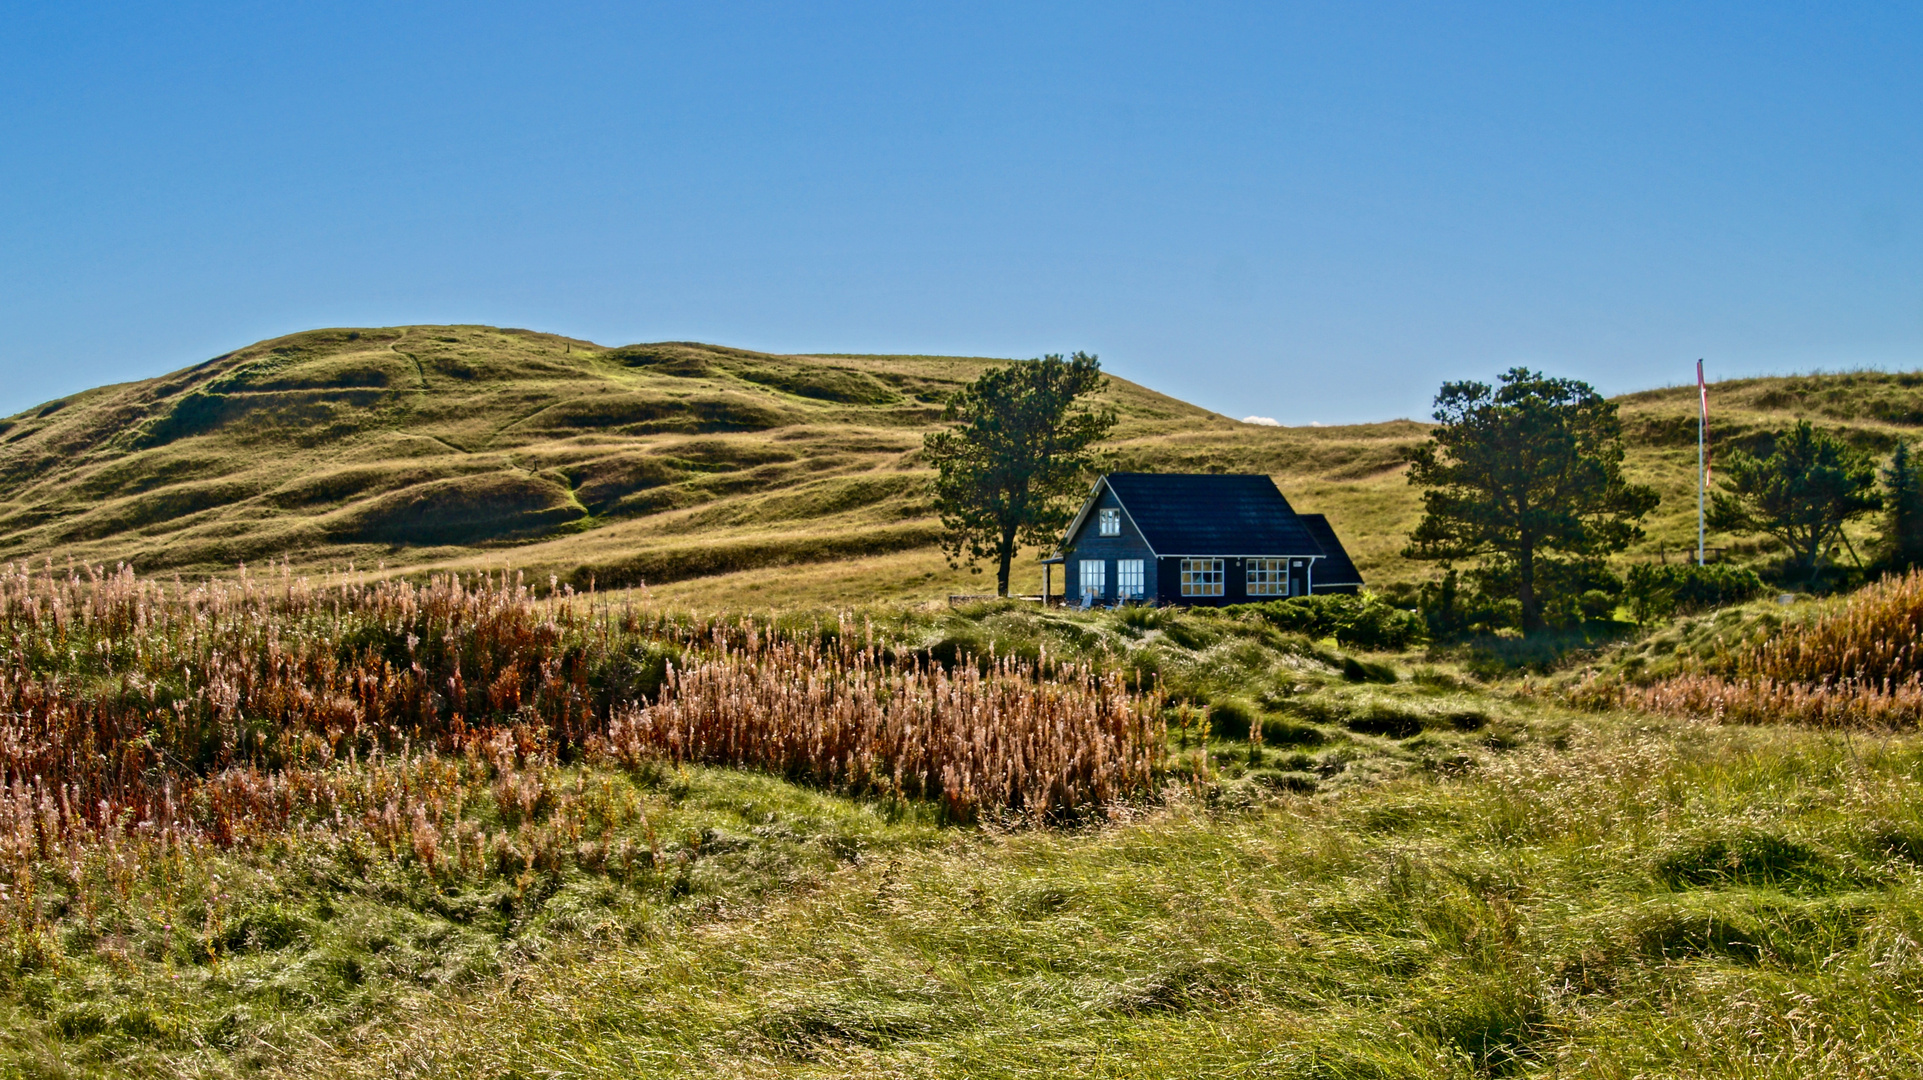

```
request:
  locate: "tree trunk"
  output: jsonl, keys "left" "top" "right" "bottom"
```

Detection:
{"left": 1518, "top": 544, "right": 1545, "bottom": 634}
{"left": 996, "top": 527, "right": 1017, "bottom": 597}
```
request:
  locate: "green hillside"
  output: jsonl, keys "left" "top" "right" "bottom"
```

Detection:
{"left": 2, "top": 327, "right": 1919, "bottom": 602}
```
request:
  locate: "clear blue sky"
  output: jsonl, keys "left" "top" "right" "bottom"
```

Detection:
{"left": 2, "top": 2, "right": 1918, "bottom": 424}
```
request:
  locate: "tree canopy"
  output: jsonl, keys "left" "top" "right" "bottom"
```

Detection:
{"left": 1708, "top": 419, "right": 1880, "bottom": 580}
{"left": 1403, "top": 368, "right": 1658, "bottom": 633}
{"left": 923, "top": 353, "right": 1116, "bottom": 596}
{"left": 1881, "top": 440, "right": 1923, "bottom": 572}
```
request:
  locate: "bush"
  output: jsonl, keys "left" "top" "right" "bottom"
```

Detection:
{"left": 1623, "top": 563, "right": 1767, "bottom": 625}
{"left": 1225, "top": 593, "right": 1427, "bottom": 650}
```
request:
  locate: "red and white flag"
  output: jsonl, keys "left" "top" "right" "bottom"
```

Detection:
{"left": 1697, "top": 359, "right": 1711, "bottom": 486}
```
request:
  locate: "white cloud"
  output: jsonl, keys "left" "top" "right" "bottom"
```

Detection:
{"left": 1241, "top": 415, "right": 1281, "bottom": 426}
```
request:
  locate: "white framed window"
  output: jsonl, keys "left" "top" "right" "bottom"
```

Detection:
{"left": 1097, "top": 508, "right": 1121, "bottom": 536}
{"left": 1247, "top": 558, "right": 1290, "bottom": 597}
{"left": 1180, "top": 558, "right": 1224, "bottom": 597}
{"left": 1079, "top": 559, "right": 1106, "bottom": 601}
{"left": 1116, "top": 559, "right": 1145, "bottom": 599}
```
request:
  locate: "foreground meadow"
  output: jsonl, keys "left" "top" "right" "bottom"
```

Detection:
{"left": 3, "top": 563, "right": 1921, "bottom": 1077}
{"left": 291, "top": 716, "right": 1923, "bottom": 1080}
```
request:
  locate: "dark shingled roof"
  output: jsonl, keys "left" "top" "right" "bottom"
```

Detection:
{"left": 1299, "top": 514, "right": 1364, "bottom": 587}
{"left": 1104, "top": 473, "right": 1322, "bottom": 556}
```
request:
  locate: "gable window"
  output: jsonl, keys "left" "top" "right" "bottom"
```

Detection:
{"left": 1116, "top": 559, "right": 1145, "bottom": 599}
{"left": 1097, "top": 508, "right": 1121, "bottom": 536}
{"left": 1079, "top": 559, "right": 1106, "bottom": 601}
{"left": 1180, "top": 558, "right": 1224, "bottom": 597}
{"left": 1247, "top": 558, "right": 1290, "bottom": 597}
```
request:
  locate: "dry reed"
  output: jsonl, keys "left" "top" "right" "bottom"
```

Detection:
{"left": 599, "top": 627, "right": 1162, "bottom": 819}
{"left": 0, "top": 559, "right": 1167, "bottom": 873}
{"left": 1575, "top": 569, "right": 1923, "bottom": 728}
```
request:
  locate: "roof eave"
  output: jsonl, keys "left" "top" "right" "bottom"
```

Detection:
{"left": 1056, "top": 476, "right": 1109, "bottom": 551}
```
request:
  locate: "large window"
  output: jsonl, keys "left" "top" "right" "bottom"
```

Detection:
{"left": 1116, "top": 558, "right": 1145, "bottom": 599}
{"left": 1078, "top": 559, "right": 1106, "bottom": 601}
{"left": 1247, "top": 558, "right": 1290, "bottom": 597}
{"left": 1180, "top": 558, "right": 1224, "bottom": 597}
{"left": 1097, "top": 508, "right": 1121, "bottom": 536}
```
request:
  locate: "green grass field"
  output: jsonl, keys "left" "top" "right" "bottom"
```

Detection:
{"left": 6, "top": 332, "right": 1923, "bottom": 1077}
{"left": 285, "top": 715, "right": 1923, "bottom": 1080}
{"left": 6, "top": 585, "right": 1923, "bottom": 1079}
{"left": 7, "top": 325, "right": 1914, "bottom": 604}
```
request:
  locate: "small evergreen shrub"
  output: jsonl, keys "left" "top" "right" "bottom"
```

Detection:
{"left": 1623, "top": 563, "right": 1767, "bottom": 625}
{"left": 1225, "top": 593, "right": 1427, "bottom": 650}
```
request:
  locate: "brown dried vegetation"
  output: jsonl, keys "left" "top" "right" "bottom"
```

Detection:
{"left": 1575, "top": 569, "right": 1923, "bottom": 726}
{"left": 0, "top": 560, "right": 1164, "bottom": 895}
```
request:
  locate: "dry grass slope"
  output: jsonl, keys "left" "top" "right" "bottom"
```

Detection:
{"left": 4, "top": 328, "right": 1921, "bottom": 603}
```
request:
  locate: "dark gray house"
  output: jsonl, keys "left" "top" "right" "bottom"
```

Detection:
{"left": 1042, "top": 473, "right": 1363, "bottom": 606}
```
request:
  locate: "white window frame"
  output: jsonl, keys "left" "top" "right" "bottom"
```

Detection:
{"left": 1116, "top": 559, "right": 1145, "bottom": 600}
{"left": 1097, "top": 508, "right": 1121, "bottom": 537}
{"left": 1180, "top": 558, "right": 1224, "bottom": 597}
{"left": 1079, "top": 559, "right": 1107, "bottom": 601}
{"left": 1247, "top": 557, "right": 1290, "bottom": 597}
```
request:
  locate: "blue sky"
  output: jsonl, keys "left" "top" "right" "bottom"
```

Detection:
{"left": 1, "top": 2, "right": 1918, "bottom": 424}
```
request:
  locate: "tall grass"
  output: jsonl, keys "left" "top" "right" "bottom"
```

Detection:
{"left": 0, "top": 558, "right": 1166, "bottom": 865}
{"left": 603, "top": 629, "right": 1161, "bottom": 819}
{"left": 1576, "top": 569, "right": 1923, "bottom": 726}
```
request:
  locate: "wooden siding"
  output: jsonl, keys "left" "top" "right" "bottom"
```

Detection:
{"left": 1052, "top": 474, "right": 1362, "bottom": 607}
{"left": 1150, "top": 555, "right": 1316, "bottom": 607}
{"left": 1063, "top": 485, "right": 1157, "bottom": 603}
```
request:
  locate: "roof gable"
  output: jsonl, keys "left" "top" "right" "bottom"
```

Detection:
{"left": 1097, "top": 473, "right": 1322, "bottom": 556}
{"left": 1060, "top": 477, "right": 1155, "bottom": 554}
{"left": 1299, "top": 514, "right": 1363, "bottom": 585}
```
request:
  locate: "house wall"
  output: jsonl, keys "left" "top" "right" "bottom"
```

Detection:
{"left": 1151, "top": 555, "right": 1321, "bottom": 607}
{"left": 1063, "top": 486, "right": 1157, "bottom": 603}
{"left": 1057, "top": 480, "right": 1350, "bottom": 606}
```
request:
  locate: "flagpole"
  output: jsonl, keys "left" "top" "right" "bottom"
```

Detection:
{"left": 1697, "top": 359, "right": 1706, "bottom": 567}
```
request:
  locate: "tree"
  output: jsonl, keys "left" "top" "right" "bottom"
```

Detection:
{"left": 1403, "top": 368, "right": 1658, "bottom": 634}
{"left": 1708, "top": 420, "right": 1880, "bottom": 582}
{"left": 923, "top": 353, "right": 1116, "bottom": 596}
{"left": 1882, "top": 440, "right": 1923, "bottom": 572}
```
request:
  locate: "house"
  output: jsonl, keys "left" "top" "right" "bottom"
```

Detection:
{"left": 1041, "top": 473, "right": 1363, "bottom": 606}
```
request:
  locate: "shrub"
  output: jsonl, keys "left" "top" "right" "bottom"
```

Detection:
{"left": 1623, "top": 562, "right": 1767, "bottom": 625}
{"left": 1225, "top": 593, "right": 1427, "bottom": 650}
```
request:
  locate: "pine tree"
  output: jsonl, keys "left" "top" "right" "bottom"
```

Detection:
{"left": 923, "top": 353, "right": 1116, "bottom": 595}
{"left": 1403, "top": 368, "right": 1658, "bottom": 634}
{"left": 1709, "top": 420, "right": 1881, "bottom": 582}
{"left": 1883, "top": 440, "right": 1923, "bottom": 571}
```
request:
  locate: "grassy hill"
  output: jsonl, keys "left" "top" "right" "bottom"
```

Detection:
{"left": 2, "top": 326, "right": 1919, "bottom": 604}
